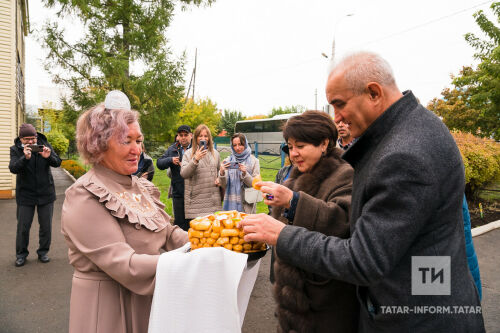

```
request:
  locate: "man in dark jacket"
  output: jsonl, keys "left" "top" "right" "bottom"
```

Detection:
{"left": 157, "top": 125, "right": 192, "bottom": 231}
{"left": 240, "top": 52, "right": 485, "bottom": 332}
{"left": 9, "top": 124, "right": 62, "bottom": 267}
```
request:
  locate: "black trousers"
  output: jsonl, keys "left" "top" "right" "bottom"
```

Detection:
{"left": 16, "top": 202, "right": 53, "bottom": 259}
{"left": 172, "top": 196, "right": 190, "bottom": 231}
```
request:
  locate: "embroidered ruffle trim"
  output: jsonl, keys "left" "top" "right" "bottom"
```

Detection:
{"left": 83, "top": 179, "right": 168, "bottom": 232}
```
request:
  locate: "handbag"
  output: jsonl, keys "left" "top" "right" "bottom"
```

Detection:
{"left": 244, "top": 187, "right": 263, "bottom": 204}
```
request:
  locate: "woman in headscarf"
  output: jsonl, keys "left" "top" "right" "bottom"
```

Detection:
{"left": 219, "top": 133, "right": 260, "bottom": 213}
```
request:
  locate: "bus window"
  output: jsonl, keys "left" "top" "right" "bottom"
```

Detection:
{"left": 254, "top": 122, "right": 264, "bottom": 132}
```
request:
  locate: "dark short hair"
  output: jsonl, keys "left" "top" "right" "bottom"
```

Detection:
{"left": 231, "top": 133, "right": 246, "bottom": 147}
{"left": 282, "top": 110, "right": 338, "bottom": 156}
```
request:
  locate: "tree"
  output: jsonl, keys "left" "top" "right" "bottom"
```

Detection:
{"left": 39, "top": 0, "right": 214, "bottom": 143}
{"left": 449, "top": 2, "right": 500, "bottom": 139}
{"left": 269, "top": 105, "right": 305, "bottom": 118}
{"left": 217, "top": 109, "right": 244, "bottom": 137}
{"left": 174, "top": 97, "right": 221, "bottom": 138}
{"left": 245, "top": 115, "right": 268, "bottom": 120}
{"left": 427, "top": 86, "right": 482, "bottom": 135}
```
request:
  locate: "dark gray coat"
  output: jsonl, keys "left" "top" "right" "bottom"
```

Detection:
{"left": 276, "top": 91, "right": 485, "bottom": 332}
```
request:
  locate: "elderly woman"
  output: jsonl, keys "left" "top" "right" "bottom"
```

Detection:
{"left": 249, "top": 111, "right": 358, "bottom": 332}
{"left": 61, "top": 104, "right": 188, "bottom": 333}
{"left": 219, "top": 133, "right": 260, "bottom": 213}
{"left": 180, "top": 124, "right": 222, "bottom": 220}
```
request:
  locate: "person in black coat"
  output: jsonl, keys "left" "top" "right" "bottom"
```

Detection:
{"left": 156, "top": 125, "right": 192, "bottom": 231}
{"left": 9, "top": 124, "right": 62, "bottom": 267}
{"left": 133, "top": 143, "right": 155, "bottom": 182}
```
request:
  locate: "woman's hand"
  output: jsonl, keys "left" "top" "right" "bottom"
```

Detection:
{"left": 194, "top": 147, "right": 207, "bottom": 163}
{"left": 215, "top": 177, "right": 221, "bottom": 187}
{"left": 237, "top": 213, "right": 286, "bottom": 246}
{"left": 258, "top": 181, "right": 294, "bottom": 208}
{"left": 220, "top": 160, "right": 230, "bottom": 176}
{"left": 239, "top": 163, "right": 247, "bottom": 176}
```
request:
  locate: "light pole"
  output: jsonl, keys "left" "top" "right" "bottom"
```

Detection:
{"left": 330, "top": 13, "right": 354, "bottom": 60}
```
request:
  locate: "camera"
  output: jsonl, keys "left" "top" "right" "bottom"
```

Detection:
{"left": 199, "top": 140, "right": 207, "bottom": 150}
{"left": 28, "top": 144, "right": 44, "bottom": 153}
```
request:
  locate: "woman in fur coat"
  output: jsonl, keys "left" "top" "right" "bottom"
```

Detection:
{"left": 267, "top": 111, "right": 358, "bottom": 332}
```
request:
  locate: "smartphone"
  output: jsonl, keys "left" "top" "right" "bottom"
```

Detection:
{"left": 28, "top": 144, "right": 44, "bottom": 153}
{"left": 228, "top": 162, "right": 239, "bottom": 169}
{"left": 199, "top": 140, "right": 207, "bottom": 150}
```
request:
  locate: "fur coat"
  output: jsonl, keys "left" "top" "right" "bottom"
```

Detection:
{"left": 271, "top": 149, "right": 359, "bottom": 333}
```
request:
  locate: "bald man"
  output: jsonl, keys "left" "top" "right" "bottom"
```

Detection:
{"left": 240, "top": 52, "right": 484, "bottom": 332}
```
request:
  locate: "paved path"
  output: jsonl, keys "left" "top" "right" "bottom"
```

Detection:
{"left": 0, "top": 167, "right": 497, "bottom": 332}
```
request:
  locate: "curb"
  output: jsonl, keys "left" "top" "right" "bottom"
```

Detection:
{"left": 471, "top": 220, "right": 500, "bottom": 237}
{"left": 61, "top": 167, "right": 77, "bottom": 183}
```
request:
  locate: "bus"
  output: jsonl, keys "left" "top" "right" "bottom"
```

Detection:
{"left": 234, "top": 113, "right": 300, "bottom": 155}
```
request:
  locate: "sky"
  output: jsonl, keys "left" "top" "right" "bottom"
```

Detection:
{"left": 25, "top": 0, "right": 494, "bottom": 117}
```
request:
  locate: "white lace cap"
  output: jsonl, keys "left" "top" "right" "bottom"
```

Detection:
{"left": 104, "top": 90, "right": 131, "bottom": 110}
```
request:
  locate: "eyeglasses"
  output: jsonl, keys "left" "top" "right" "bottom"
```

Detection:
{"left": 21, "top": 136, "right": 37, "bottom": 142}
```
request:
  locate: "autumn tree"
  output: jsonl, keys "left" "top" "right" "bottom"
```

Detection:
{"left": 427, "top": 87, "right": 482, "bottom": 135}
{"left": 217, "top": 109, "right": 244, "bottom": 137}
{"left": 431, "top": 2, "right": 500, "bottom": 139}
{"left": 39, "top": 0, "right": 214, "bottom": 143}
{"left": 174, "top": 97, "right": 221, "bottom": 139}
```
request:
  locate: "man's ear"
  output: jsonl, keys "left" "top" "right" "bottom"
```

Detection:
{"left": 367, "top": 82, "right": 383, "bottom": 101}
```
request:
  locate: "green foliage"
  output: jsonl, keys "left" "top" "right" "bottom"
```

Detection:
{"left": 46, "top": 130, "right": 69, "bottom": 156}
{"left": 269, "top": 105, "right": 305, "bottom": 118}
{"left": 449, "top": 3, "right": 500, "bottom": 140}
{"left": 174, "top": 97, "right": 221, "bottom": 138}
{"left": 61, "top": 159, "right": 86, "bottom": 179}
{"left": 452, "top": 131, "right": 500, "bottom": 200}
{"left": 39, "top": 0, "right": 214, "bottom": 143}
{"left": 218, "top": 109, "right": 244, "bottom": 137}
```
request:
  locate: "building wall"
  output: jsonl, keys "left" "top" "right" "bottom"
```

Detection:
{"left": 0, "top": 0, "right": 27, "bottom": 199}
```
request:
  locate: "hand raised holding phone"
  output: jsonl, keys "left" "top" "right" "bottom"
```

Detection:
{"left": 194, "top": 140, "right": 208, "bottom": 163}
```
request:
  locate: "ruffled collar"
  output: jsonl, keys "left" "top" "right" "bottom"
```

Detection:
{"left": 82, "top": 164, "right": 170, "bottom": 232}
{"left": 94, "top": 163, "right": 134, "bottom": 186}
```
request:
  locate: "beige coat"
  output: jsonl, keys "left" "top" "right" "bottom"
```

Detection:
{"left": 180, "top": 148, "right": 222, "bottom": 219}
{"left": 218, "top": 155, "right": 260, "bottom": 213}
{"left": 61, "top": 164, "right": 188, "bottom": 333}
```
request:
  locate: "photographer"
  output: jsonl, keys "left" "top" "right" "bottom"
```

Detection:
{"left": 157, "top": 125, "right": 192, "bottom": 231}
{"left": 9, "top": 123, "right": 62, "bottom": 267}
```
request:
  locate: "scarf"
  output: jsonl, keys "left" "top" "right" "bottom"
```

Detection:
{"left": 223, "top": 137, "right": 253, "bottom": 212}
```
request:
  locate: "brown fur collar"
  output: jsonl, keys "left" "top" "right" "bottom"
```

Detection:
{"left": 285, "top": 149, "right": 345, "bottom": 197}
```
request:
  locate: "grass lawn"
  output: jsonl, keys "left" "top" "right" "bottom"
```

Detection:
{"left": 151, "top": 153, "right": 284, "bottom": 216}
{"left": 478, "top": 180, "right": 500, "bottom": 202}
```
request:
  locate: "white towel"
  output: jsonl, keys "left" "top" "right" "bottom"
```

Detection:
{"left": 148, "top": 244, "right": 261, "bottom": 333}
